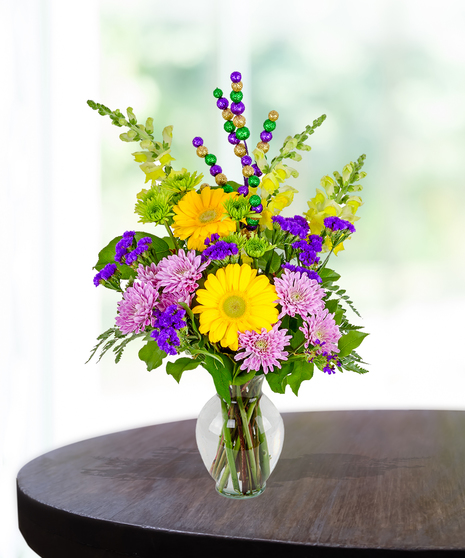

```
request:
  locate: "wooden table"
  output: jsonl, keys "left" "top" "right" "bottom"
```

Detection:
{"left": 17, "top": 410, "right": 465, "bottom": 557}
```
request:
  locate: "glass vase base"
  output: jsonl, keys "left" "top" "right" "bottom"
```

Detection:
{"left": 216, "top": 484, "right": 266, "bottom": 500}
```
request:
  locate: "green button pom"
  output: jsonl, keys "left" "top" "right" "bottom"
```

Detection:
{"left": 224, "top": 121, "right": 235, "bottom": 133}
{"left": 230, "top": 91, "right": 243, "bottom": 103}
{"left": 246, "top": 217, "right": 259, "bottom": 226}
{"left": 205, "top": 154, "right": 217, "bottom": 166}
{"left": 235, "top": 127, "right": 250, "bottom": 140}
{"left": 248, "top": 176, "right": 260, "bottom": 187}
{"left": 263, "top": 119, "right": 276, "bottom": 132}
{"left": 249, "top": 194, "right": 261, "bottom": 206}
{"left": 213, "top": 88, "right": 223, "bottom": 99}
{"left": 223, "top": 185, "right": 234, "bottom": 193}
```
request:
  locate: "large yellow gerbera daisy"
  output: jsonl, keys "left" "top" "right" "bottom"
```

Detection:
{"left": 192, "top": 263, "right": 279, "bottom": 351}
{"left": 172, "top": 187, "right": 236, "bottom": 251}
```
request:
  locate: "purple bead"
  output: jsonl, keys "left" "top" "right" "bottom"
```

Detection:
{"left": 252, "top": 164, "right": 263, "bottom": 177}
{"left": 251, "top": 203, "right": 263, "bottom": 213}
{"left": 241, "top": 155, "right": 252, "bottom": 166}
{"left": 210, "top": 165, "right": 222, "bottom": 176}
{"left": 237, "top": 185, "right": 249, "bottom": 196}
{"left": 230, "top": 71, "right": 242, "bottom": 83}
{"left": 192, "top": 137, "right": 203, "bottom": 147}
{"left": 217, "top": 97, "right": 229, "bottom": 110}
{"left": 260, "top": 131, "right": 273, "bottom": 142}
{"left": 246, "top": 224, "right": 258, "bottom": 231}
{"left": 231, "top": 102, "right": 245, "bottom": 115}
{"left": 228, "top": 132, "right": 240, "bottom": 145}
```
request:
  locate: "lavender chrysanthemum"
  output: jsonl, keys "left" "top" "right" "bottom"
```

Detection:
{"left": 299, "top": 309, "right": 342, "bottom": 355}
{"left": 281, "top": 263, "right": 322, "bottom": 284}
{"left": 235, "top": 323, "right": 292, "bottom": 374}
{"left": 272, "top": 215, "right": 309, "bottom": 239}
{"left": 155, "top": 249, "right": 209, "bottom": 293}
{"left": 115, "top": 282, "right": 158, "bottom": 334}
{"left": 324, "top": 216, "right": 356, "bottom": 233}
{"left": 274, "top": 269, "right": 325, "bottom": 318}
{"left": 137, "top": 262, "right": 159, "bottom": 289}
{"left": 157, "top": 289, "right": 194, "bottom": 312}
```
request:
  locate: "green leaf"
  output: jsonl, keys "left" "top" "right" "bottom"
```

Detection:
{"left": 325, "top": 299, "right": 339, "bottom": 315}
{"left": 166, "top": 357, "right": 201, "bottom": 383}
{"left": 266, "top": 360, "right": 294, "bottom": 394}
{"left": 232, "top": 368, "right": 257, "bottom": 386}
{"left": 290, "top": 328, "right": 306, "bottom": 350}
{"left": 337, "top": 330, "right": 369, "bottom": 358}
{"left": 138, "top": 341, "right": 166, "bottom": 371}
{"left": 257, "top": 250, "right": 282, "bottom": 274}
{"left": 202, "top": 354, "right": 233, "bottom": 403}
{"left": 319, "top": 267, "right": 341, "bottom": 287}
{"left": 287, "top": 360, "right": 314, "bottom": 396}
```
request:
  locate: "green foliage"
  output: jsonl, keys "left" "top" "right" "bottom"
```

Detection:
{"left": 287, "top": 360, "right": 314, "bottom": 396}
{"left": 325, "top": 283, "right": 361, "bottom": 317}
{"left": 338, "top": 330, "right": 369, "bottom": 358}
{"left": 86, "top": 327, "right": 146, "bottom": 364}
{"left": 231, "top": 368, "right": 257, "bottom": 386}
{"left": 257, "top": 250, "right": 282, "bottom": 274}
{"left": 138, "top": 341, "right": 166, "bottom": 371}
{"left": 166, "top": 357, "right": 201, "bottom": 383}
{"left": 318, "top": 267, "right": 341, "bottom": 288}
{"left": 202, "top": 353, "right": 234, "bottom": 404}
{"left": 265, "top": 360, "right": 294, "bottom": 394}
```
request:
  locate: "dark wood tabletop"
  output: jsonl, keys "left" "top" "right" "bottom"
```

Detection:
{"left": 17, "top": 410, "right": 465, "bottom": 557}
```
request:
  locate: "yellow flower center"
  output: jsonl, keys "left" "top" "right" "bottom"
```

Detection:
{"left": 199, "top": 208, "right": 218, "bottom": 223}
{"left": 255, "top": 339, "right": 268, "bottom": 350}
{"left": 222, "top": 295, "right": 246, "bottom": 319}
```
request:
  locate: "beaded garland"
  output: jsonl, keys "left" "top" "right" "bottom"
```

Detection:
{"left": 192, "top": 71, "right": 279, "bottom": 229}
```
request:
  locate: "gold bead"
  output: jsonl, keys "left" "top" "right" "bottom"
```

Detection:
{"left": 200, "top": 182, "right": 210, "bottom": 190}
{"left": 234, "top": 143, "right": 247, "bottom": 157}
{"left": 233, "top": 115, "right": 246, "bottom": 128}
{"left": 231, "top": 81, "right": 243, "bottom": 92}
{"left": 196, "top": 145, "right": 208, "bottom": 158}
{"left": 242, "top": 165, "right": 254, "bottom": 178}
{"left": 222, "top": 108, "right": 233, "bottom": 121}
{"left": 257, "top": 141, "right": 270, "bottom": 153}
{"left": 268, "top": 110, "right": 279, "bottom": 122}
{"left": 215, "top": 173, "right": 228, "bottom": 186}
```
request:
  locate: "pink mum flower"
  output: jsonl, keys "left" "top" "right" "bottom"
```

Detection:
{"left": 299, "top": 309, "right": 341, "bottom": 354}
{"left": 155, "top": 249, "right": 209, "bottom": 293}
{"left": 157, "top": 289, "right": 194, "bottom": 312}
{"left": 234, "top": 323, "right": 292, "bottom": 374}
{"left": 115, "top": 282, "right": 158, "bottom": 334}
{"left": 274, "top": 269, "right": 325, "bottom": 318}
{"left": 137, "top": 262, "right": 159, "bottom": 289}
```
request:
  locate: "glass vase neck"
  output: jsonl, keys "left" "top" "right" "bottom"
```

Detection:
{"left": 228, "top": 374, "right": 264, "bottom": 402}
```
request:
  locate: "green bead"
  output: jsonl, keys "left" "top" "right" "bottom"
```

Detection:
{"left": 213, "top": 88, "right": 223, "bottom": 99}
{"left": 246, "top": 217, "right": 259, "bottom": 226}
{"left": 224, "top": 121, "right": 235, "bottom": 133}
{"left": 248, "top": 176, "right": 260, "bottom": 187}
{"left": 235, "top": 126, "right": 250, "bottom": 140}
{"left": 263, "top": 119, "right": 276, "bottom": 132}
{"left": 230, "top": 91, "right": 243, "bottom": 103}
{"left": 249, "top": 194, "right": 261, "bottom": 206}
{"left": 223, "top": 185, "right": 234, "bottom": 193}
{"left": 205, "top": 154, "right": 217, "bottom": 166}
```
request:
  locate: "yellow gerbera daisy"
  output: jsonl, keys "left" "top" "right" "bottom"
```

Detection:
{"left": 172, "top": 187, "right": 236, "bottom": 251}
{"left": 192, "top": 263, "right": 279, "bottom": 351}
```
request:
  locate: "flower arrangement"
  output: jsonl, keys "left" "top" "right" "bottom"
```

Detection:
{"left": 87, "top": 71, "right": 369, "bottom": 497}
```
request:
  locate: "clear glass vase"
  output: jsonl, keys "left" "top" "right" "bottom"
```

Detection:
{"left": 195, "top": 374, "right": 284, "bottom": 499}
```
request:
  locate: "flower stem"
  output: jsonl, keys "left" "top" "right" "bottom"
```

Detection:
{"left": 236, "top": 392, "right": 259, "bottom": 487}
{"left": 164, "top": 223, "right": 179, "bottom": 251}
{"left": 221, "top": 399, "right": 241, "bottom": 493}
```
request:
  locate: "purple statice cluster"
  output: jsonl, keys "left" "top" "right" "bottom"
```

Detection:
{"left": 204, "top": 234, "right": 220, "bottom": 246}
{"left": 151, "top": 305, "right": 187, "bottom": 355}
{"left": 203, "top": 240, "right": 238, "bottom": 262}
{"left": 93, "top": 263, "right": 118, "bottom": 287}
{"left": 125, "top": 237, "right": 152, "bottom": 265}
{"left": 115, "top": 231, "right": 136, "bottom": 263}
{"left": 272, "top": 215, "right": 309, "bottom": 239}
{"left": 324, "top": 216, "right": 356, "bottom": 233}
{"left": 291, "top": 235, "right": 323, "bottom": 266}
{"left": 281, "top": 263, "right": 322, "bottom": 284}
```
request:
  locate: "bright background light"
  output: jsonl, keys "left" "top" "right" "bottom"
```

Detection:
{"left": 2, "top": 1, "right": 465, "bottom": 556}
